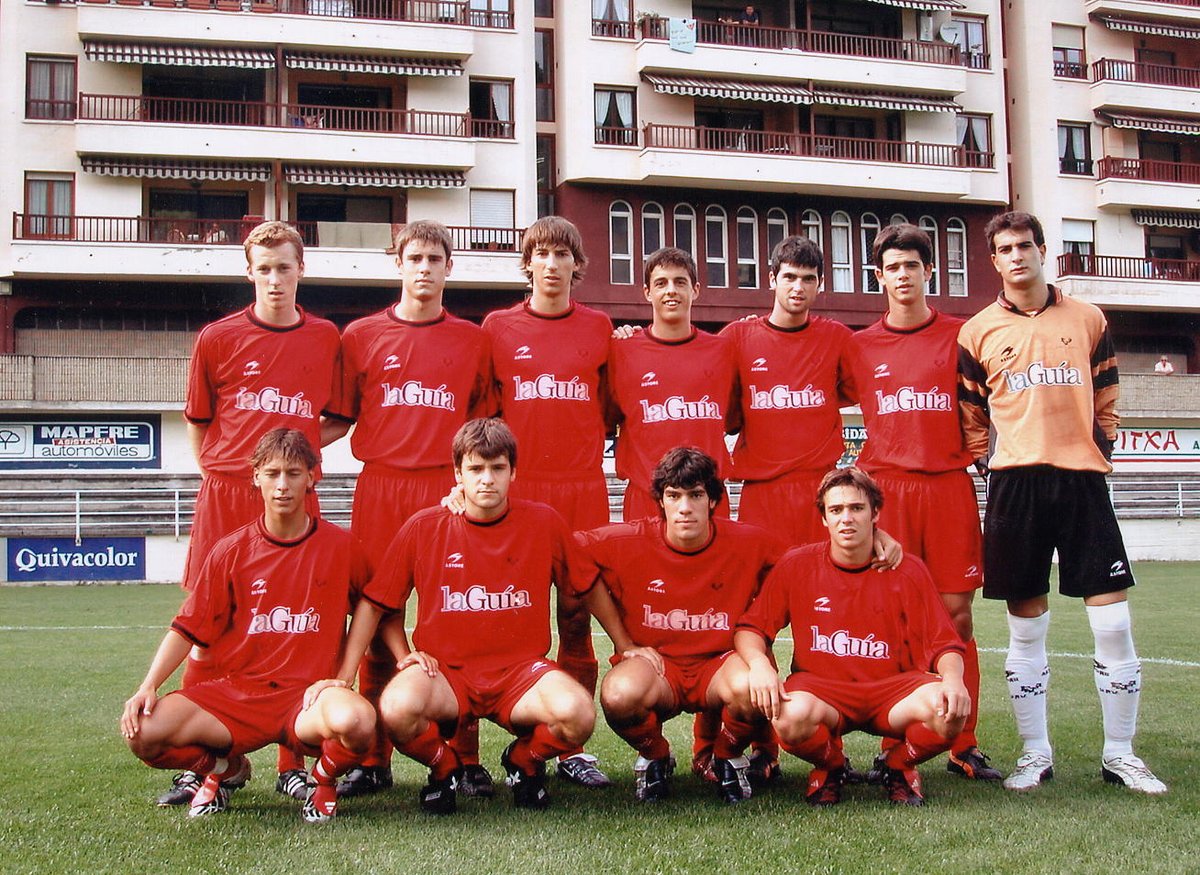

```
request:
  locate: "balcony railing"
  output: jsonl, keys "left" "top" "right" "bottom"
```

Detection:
{"left": 1098, "top": 156, "right": 1200, "bottom": 184}
{"left": 1092, "top": 58, "right": 1200, "bottom": 90}
{"left": 77, "top": 94, "right": 476, "bottom": 137}
{"left": 70, "top": 0, "right": 513, "bottom": 28}
{"left": 642, "top": 124, "right": 986, "bottom": 168}
{"left": 1058, "top": 253, "right": 1200, "bottom": 282}
{"left": 634, "top": 16, "right": 963, "bottom": 66}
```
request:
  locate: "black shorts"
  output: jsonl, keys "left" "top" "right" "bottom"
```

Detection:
{"left": 982, "top": 466, "right": 1134, "bottom": 601}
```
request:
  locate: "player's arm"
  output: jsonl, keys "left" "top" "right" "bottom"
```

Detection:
{"left": 319, "top": 414, "right": 352, "bottom": 447}
{"left": 186, "top": 421, "right": 209, "bottom": 477}
{"left": 584, "top": 580, "right": 664, "bottom": 675}
{"left": 120, "top": 628, "right": 194, "bottom": 738}
{"left": 734, "top": 628, "right": 789, "bottom": 721}
{"left": 378, "top": 607, "right": 439, "bottom": 677}
{"left": 932, "top": 650, "right": 969, "bottom": 720}
{"left": 956, "top": 341, "right": 992, "bottom": 462}
{"left": 871, "top": 528, "right": 903, "bottom": 571}
{"left": 1091, "top": 323, "right": 1121, "bottom": 453}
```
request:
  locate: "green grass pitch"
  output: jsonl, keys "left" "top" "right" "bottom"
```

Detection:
{"left": 1, "top": 564, "right": 1196, "bottom": 875}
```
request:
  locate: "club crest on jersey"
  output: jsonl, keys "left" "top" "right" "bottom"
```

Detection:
{"left": 383, "top": 354, "right": 404, "bottom": 371}
{"left": 444, "top": 552, "right": 465, "bottom": 569}
{"left": 640, "top": 371, "right": 659, "bottom": 388}
{"left": 813, "top": 596, "right": 832, "bottom": 613}
{"left": 874, "top": 386, "right": 952, "bottom": 414}
{"left": 235, "top": 387, "right": 313, "bottom": 419}
{"left": 381, "top": 381, "right": 456, "bottom": 410}
{"left": 242, "top": 360, "right": 262, "bottom": 377}
{"left": 874, "top": 363, "right": 891, "bottom": 379}
{"left": 250, "top": 578, "right": 268, "bottom": 596}
{"left": 513, "top": 345, "right": 534, "bottom": 361}
{"left": 750, "top": 357, "right": 769, "bottom": 372}
{"left": 440, "top": 584, "right": 531, "bottom": 612}
{"left": 640, "top": 395, "right": 722, "bottom": 423}
{"left": 247, "top": 606, "right": 320, "bottom": 635}
{"left": 512, "top": 374, "right": 590, "bottom": 402}
{"left": 810, "top": 626, "right": 889, "bottom": 659}
{"left": 748, "top": 384, "right": 825, "bottom": 410}
{"left": 1001, "top": 361, "right": 1082, "bottom": 393}
{"left": 646, "top": 578, "right": 667, "bottom": 594}
{"left": 642, "top": 605, "right": 729, "bottom": 632}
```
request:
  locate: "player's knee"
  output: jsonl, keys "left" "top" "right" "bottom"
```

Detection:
{"left": 600, "top": 670, "right": 648, "bottom": 719}
{"left": 326, "top": 693, "right": 377, "bottom": 744}
{"left": 552, "top": 693, "right": 596, "bottom": 746}
{"left": 378, "top": 680, "right": 428, "bottom": 736}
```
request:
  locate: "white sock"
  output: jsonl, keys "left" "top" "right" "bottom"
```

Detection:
{"left": 1005, "top": 611, "right": 1052, "bottom": 758}
{"left": 1087, "top": 601, "right": 1141, "bottom": 760}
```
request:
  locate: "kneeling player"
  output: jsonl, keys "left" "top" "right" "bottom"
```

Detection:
{"left": 335, "top": 418, "right": 597, "bottom": 812}
{"left": 580, "top": 447, "right": 785, "bottom": 804}
{"left": 120, "top": 429, "right": 375, "bottom": 823}
{"left": 735, "top": 467, "right": 969, "bottom": 807}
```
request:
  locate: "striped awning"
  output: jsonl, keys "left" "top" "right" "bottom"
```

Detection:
{"left": 1098, "top": 111, "right": 1200, "bottom": 136}
{"left": 283, "top": 52, "right": 463, "bottom": 77}
{"left": 1092, "top": 15, "right": 1200, "bottom": 41}
{"left": 642, "top": 74, "right": 811, "bottom": 104}
{"left": 283, "top": 165, "right": 465, "bottom": 188}
{"left": 80, "top": 156, "right": 272, "bottom": 181}
{"left": 863, "top": 0, "right": 964, "bottom": 9}
{"left": 83, "top": 40, "right": 275, "bottom": 69}
{"left": 810, "top": 87, "right": 960, "bottom": 113}
{"left": 1133, "top": 210, "right": 1200, "bottom": 230}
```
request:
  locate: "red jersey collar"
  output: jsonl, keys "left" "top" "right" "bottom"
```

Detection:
{"left": 257, "top": 514, "right": 318, "bottom": 548}
{"left": 765, "top": 315, "right": 814, "bottom": 334}
{"left": 388, "top": 305, "right": 448, "bottom": 328}
{"left": 464, "top": 504, "right": 510, "bottom": 527}
{"left": 646, "top": 326, "right": 698, "bottom": 346}
{"left": 881, "top": 308, "right": 939, "bottom": 335}
{"left": 523, "top": 300, "right": 576, "bottom": 321}
{"left": 827, "top": 549, "right": 873, "bottom": 574}
{"left": 245, "top": 304, "right": 307, "bottom": 333}
{"left": 658, "top": 518, "right": 717, "bottom": 556}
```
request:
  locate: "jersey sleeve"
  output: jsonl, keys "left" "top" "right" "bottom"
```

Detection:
{"left": 1091, "top": 319, "right": 1120, "bottom": 444}
{"left": 171, "top": 540, "right": 236, "bottom": 647}
{"left": 575, "top": 526, "right": 624, "bottom": 601}
{"left": 328, "top": 327, "right": 363, "bottom": 423}
{"left": 361, "top": 515, "right": 421, "bottom": 611}
{"left": 347, "top": 535, "right": 374, "bottom": 602}
{"left": 735, "top": 551, "right": 795, "bottom": 642}
{"left": 468, "top": 331, "right": 500, "bottom": 419}
{"left": 956, "top": 326, "right": 991, "bottom": 461}
{"left": 184, "top": 327, "right": 218, "bottom": 424}
{"left": 903, "top": 563, "right": 966, "bottom": 672}
{"left": 836, "top": 332, "right": 859, "bottom": 406}
{"left": 552, "top": 514, "right": 599, "bottom": 597}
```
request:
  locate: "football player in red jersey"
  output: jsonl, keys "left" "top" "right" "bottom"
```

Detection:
{"left": 735, "top": 467, "right": 969, "bottom": 807}
{"left": 333, "top": 419, "right": 598, "bottom": 812}
{"left": 121, "top": 429, "right": 375, "bottom": 823}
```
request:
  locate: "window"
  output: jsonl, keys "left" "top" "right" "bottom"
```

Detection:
{"left": 469, "top": 0, "right": 511, "bottom": 28}
{"left": 1061, "top": 218, "right": 1095, "bottom": 274}
{"left": 534, "top": 30, "right": 554, "bottom": 122}
{"left": 736, "top": 207, "right": 759, "bottom": 289}
{"left": 534, "top": 0, "right": 552, "bottom": 15}
{"left": 469, "top": 189, "right": 515, "bottom": 250}
{"left": 595, "top": 87, "right": 636, "bottom": 145}
{"left": 1146, "top": 233, "right": 1185, "bottom": 261}
{"left": 957, "top": 114, "right": 992, "bottom": 168}
{"left": 642, "top": 203, "right": 664, "bottom": 260}
{"left": 830, "top": 211, "right": 852, "bottom": 293}
{"left": 861, "top": 213, "right": 881, "bottom": 293}
{"left": 1058, "top": 123, "right": 1092, "bottom": 175}
{"left": 889, "top": 214, "right": 908, "bottom": 227}
{"left": 24, "top": 173, "right": 74, "bottom": 238}
{"left": 947, "top": 218, "right": 967, "bottom": 297}
{"left": 153, "top": 189, "right": 251, "bottom": 242}
{"left": 536, "top": 135, "right": 555, "bottom": 217}
{"left": 592, "top": 0, "right": 632, "bottom": 38}
{"left": 673, "top": 204, "right": 697, "bottom": 257}
{"left": 1051, "top": 24, "right": 1086, "bottom": 79}
{"left": 801, "top": 209, "right": 822, "bottom": 250}
{"left": 26, "top": 56, "right": 76, "bottom": 120}
{"left": 919, "top": 216, "right": 939, "bottom": 295}
{"left": 469, "top": 79, "right": 514, "bottom": 138}
{"left": 766, "top": 208, "right": 788, "bottom": 259}
{"left": 610, "top": 200, "right": 633, "bottom": 284}
{"left": 705, "top": 206, "right": 728, "bottom": 288}
{"left": 950, "top": 16, "right": 988, "bottom": 69}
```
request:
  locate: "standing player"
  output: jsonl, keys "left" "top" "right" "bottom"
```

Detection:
{"left": 850, "top": 223, "right": 999, "bottom": 782}
{"left": 608, "top": 247, "right": 736, "bottom": 521}
{"left": 468, "top": 216, "right": 613, "bottom": 788}
{"left": 333, "top": 419, "right": 598, "bottom": 812}
{"left": 735, "top": 467, "right": 969, "bottom": 807}
{"left": 120, "top": 429, "right": 375, "bottom": 823}
{"left": 579, "top": 447, "right": 785, "bottom": 804}
{"left": 322, "top": 220, "right": 495, "bottom": 798}
{"left": 164, "top": 220, "right": 340, "bottom": 806}
{"left": 958, "top": 211, "right": 1166, "bottom": 794}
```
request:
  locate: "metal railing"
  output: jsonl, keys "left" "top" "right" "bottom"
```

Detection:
{"left": 1058, "top": 253, "right": 1200, "bottom": 282}
{"left": 70, "top": 0, "right": 513, "bottom": 27}
{"left": 1098, "top": 156, "right": 1200, "bottom": 185}
{"left": 1092, "top": 58, "right": 1200, "bottom": 90}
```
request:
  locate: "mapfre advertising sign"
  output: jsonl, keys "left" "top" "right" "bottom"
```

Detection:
{"left": 0, "top": 415, "right": 161, "bottom": 470}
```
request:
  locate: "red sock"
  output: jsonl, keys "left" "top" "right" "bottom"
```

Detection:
{"left": 751, "top": 721, "right": 780, "bottom": 759}
{"left": 312, "top": 739, "right": 359, "bottom": 786}
{"left": 692, "top": 709, "right": 720, "bottom": 758}
{"left": 401, "top": 722, "right": 459, "bottom": 780}
{"left": 143, "top": 744, "right": 210, "bottom": 771}
{"left": 954, "top": 638, "right": 982, "bottom": 753}
{"left": 276, "top": 744, "right": 305, "bottom": 773}
{"left": 617, "top": 712, "right": 671, "bottom": 761}
{"left": 510, "top": 723, "right": 575, "bottom": 772}
{"left": 448, "top": 716, "right": 481, "bottom": 767}
{"left": 358, "top": 642, "right": 395, "bottom": 768}
{"left": 778, "top": 724, "right": 845, "bottom": 770}
{"left": 885, "top": 722, "right": 952, "bottom": 770}
{"left": 712, "top": 708, "right": 757, "bottom": 760}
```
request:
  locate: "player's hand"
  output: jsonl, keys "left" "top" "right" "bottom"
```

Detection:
{"left": 747, "top": 660, "right": 789, "bottom": 721}
{"left": 871, "top": 529, "right": 903, "bottom": 571}
{"left": 120, "top": 686, "right": 157, "bottom": 739}
{"left": 397, "top": 651, "right": 440, "bottom": 678}
{"left": 973, "top": 458, "right": 989, "bottom": 481}
{"left": 440, "top": 484, "right": 466, "bottom": 515}
{"left": 621, "top": 646, "right": 665, "bottom": 676}
{"left": 611, "top": 324, "right": 643, "bottom": 340}
{"left": 937, "top": 679, "right": 971, "bottom": 721}
{"left": 302, "top": 678, "right": 348, "bottom": 711}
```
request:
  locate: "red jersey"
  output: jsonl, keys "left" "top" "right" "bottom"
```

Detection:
{"left": 330, "top": 307, "right": 495, "bottom": 469}
{"left": 172, "top": 517, "right": 371, "bottom": 688}
{"left": 720, "top": 316, "right": 854, "bottom": 481}
{"left": 850, "top": 310, "right": 973, "bottom": 474}
{"left": 579, "top": 518, "right": 784, "bottom": 661}
{"left": 737, "top": 542, "right": 963, "bottom": 681}
{"left": 608, "top": 329, "right": 736, "bottom": 490}
{"left": 483, "top": 302, "right": 612, "bottom": 476}
{"left": 185, "top": 306, "right": 339, "bottom": 477}
{"left": 363, "top": 500, "right": 597, "bottom": 671}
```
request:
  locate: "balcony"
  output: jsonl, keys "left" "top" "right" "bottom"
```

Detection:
{"left": 1086, "top": 0, "right": 1200, "bottom": 24}
{"left": 1090, "top": 58, "right": 1200, "bottom": 116}
{"left": 1056, "top": 253, "right": 1200, "bottom": 310}
{"left": 1096, "top": 157, "right": 1200, "bottom": 209}
{"left": 0, "top": 354, "right": 187, "bottom": 408}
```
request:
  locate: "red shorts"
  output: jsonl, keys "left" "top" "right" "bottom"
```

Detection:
{"left": 175, "top": 678, "right": 314, "bottom": 756}
{"left": 623, "top": 483, "right": 731, "bottom": 524}
{"left": 783, "top": 671, "right": 939, "bottom": 736}
{"left": 737, "top": 470, "right": 825, "bottom": 547}
{"left": 610, "top": 651, "right": 732, "bottom": 714}
{"left": 184, "top": 471, "right": 320, "bottom": 591}
{"left": 351, "top": 464, "right": 455, "bottom": 563}
{"left": 873, "top": 470, "right": 982, "bottom": 594}
{"left": 442, "top": 658, "right": 560, "bottom": 732}
{"left": 512, "top": 473, "right": 610, "bottom": 530}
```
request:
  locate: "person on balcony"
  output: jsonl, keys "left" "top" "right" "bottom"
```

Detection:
{"left": 1154, "top": 355, "right": 1175, "bottom": 375}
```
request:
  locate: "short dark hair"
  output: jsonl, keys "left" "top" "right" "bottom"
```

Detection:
{"left": 244, "top": 221, "right": 304, "bottom": 265}
{"left": 984, "top": 211, "right": 1045, "bottom": 252}
{"left": 452, "top": 418, "right": 517, "bottom": 469}
{"left": 393, "top": 219, "right": 454, "bottom": 261}
{"left": 872, "top": 223, "right": 933, "bottom": 268}
{"left": 650, "top": 447, "right": 725, "bottom": 510}
{"left": 520, "top": 216, "right": 587, "bottom": 286}
{"left": 770, "top": 235, "right": 823, "bottom": 278}
{"left": 250, "top": 427, "right": 319, "bottom": 472}
{"left": 644, "top": 246, "right": 698, "bottom": 288}
{"left": 815, "top": 466, "right": 883, "bottom": 515}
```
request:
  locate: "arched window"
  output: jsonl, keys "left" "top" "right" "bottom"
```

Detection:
{"left": 919, "top": 215, "right": 939, "bottom": 295}
{"left": 736, "top": 207, "right": 759, "bottom": 288}
{"left": 801, "top": 209, "right": 823, "bottom": 250}
{"left": 705, "top": 205, "right": 728, "bottom": 288}
{"left": 609, "top": 200, "right": 633, "bottom": 284}
{"left": 766, "top": 207, "right": 788, "bottom": 259}
{"left": 673, "top": 204, "right": 696, "bottom": 258}
{"left": 861, "top": 212, "right": 881, "bottom": 293}
{"left": 830, "top": 211, "right": 852, "bottom": 293}
{"left": 890, "top": 213, "right": 908, "bottom": 227}
{"left": 947, "top": 217, "right": 967, "bottom": 297}
{"left": 642, "top": 202, "right": 664, "bottom": 261}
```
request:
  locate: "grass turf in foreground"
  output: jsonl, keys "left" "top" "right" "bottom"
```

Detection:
{"left": 0, "top": 564, "right": 1196, "bottom": 875}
